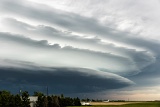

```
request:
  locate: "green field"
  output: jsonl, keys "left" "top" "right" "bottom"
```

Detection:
{"left": 68, "top": 102, "right": 160, "bottom": 107}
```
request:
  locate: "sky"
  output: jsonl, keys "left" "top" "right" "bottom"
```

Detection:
{"left": 0, "top": 0, "right": 160, "bottom": 101}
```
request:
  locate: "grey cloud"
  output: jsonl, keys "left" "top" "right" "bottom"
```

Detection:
{"left": 0, "top": 32, "right": 60, "bottom": 49}
{"left": 1, "top": 0, "right": 160, "bottom": 56}
{"left": 128, "top": 58, "right": 160, "bottom": 87}
{"left": 0, "top": 60, "right": 134, "bottom": 93}
{"left": 0, "top": 0, "right": 158, "bottom": 64}
{"left": 1, "top": 0, "right": 159, "bottom": 51}
{"left": 1, "top": 0, "right": 159, "bottom": 58}
{"left": 1, "top": 18, "right": 156, "bottom": 75}
{"left": 0, "top": 32, "right": 139, "bottom": 75}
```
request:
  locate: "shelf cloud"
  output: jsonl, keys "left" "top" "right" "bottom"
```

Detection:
{"left": 0, "top": 0, "right": 160, "bottom": 100}
{"left": 0, "top": 59, "right": 134, "bottom": 93}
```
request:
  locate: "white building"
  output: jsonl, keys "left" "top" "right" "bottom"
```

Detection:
{"left": 103, "top": 100, "right": 110, "bottom": 102}
{"left": 81, "top": 102, "right": 91, "bottom": 105}
{"left": 29, "top": 96, "right": 38, "bottom": 107}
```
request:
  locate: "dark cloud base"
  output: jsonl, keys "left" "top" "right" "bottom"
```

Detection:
{"left": 0, "top": 65, "right": 133, "bottom": 94}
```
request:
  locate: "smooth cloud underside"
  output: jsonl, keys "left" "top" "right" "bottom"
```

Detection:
{"left": 0, "top": 60, "right": 134, "bottom": 93}
{"left": 0, "top": 0, "right": 160, "bottom": 95}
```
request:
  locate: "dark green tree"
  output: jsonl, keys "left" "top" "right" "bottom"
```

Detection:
{"left": 47, "top": 96, "right": 54, "bottom": 107}
{"left": 0, "top": 90, "right": 11, "bottom": 107}
{"left": 14, "top": 94, "right": 22, "bottom": 107}
{"left": 36, "top": 92, "right": 45, "bottom": 107}
{"left": 52, "top": 96, "right": 60, "bottom": 107}
{"left": 73, "top": 97, "right": 81, "bottom": 106}
{"left": 34, "top": 91, "right": 44, "bottom": 96}
{"left": 21, "top": 91, "right": 30, "bottom": 107}
{"left": 43, "top": 96, "right": 48, "bottom": 107}
{"left": 8, "top": 94, "right": 15, "bottom": 106}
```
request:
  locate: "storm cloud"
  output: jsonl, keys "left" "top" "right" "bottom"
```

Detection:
{"left": 0, "top": 0, "right": 160, "bottom": 100}
{"left": 0, "top": 59, "right": 134, "bottom": 93}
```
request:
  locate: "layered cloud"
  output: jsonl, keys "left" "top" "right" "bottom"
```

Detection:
{"left": 0, "top": 31, "right": 156, "bottom": 76}
{"left": 0, "top": 59, "right": 134, "bottom": 93}
{"left": 31, "top": 0, "right": 160, "bottom": 40}
{"left": 0, "top": 0, "right": 160, "bottom": 97}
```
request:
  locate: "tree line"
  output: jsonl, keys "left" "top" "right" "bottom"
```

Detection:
{"left": 0, "top": 90, "right": 81, "bottom": 107}
{"left": 34, "top": 92, "right": 81, "bottom": 107}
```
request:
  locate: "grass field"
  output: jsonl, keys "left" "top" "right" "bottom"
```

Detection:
{"left": 68, "top": 102, "right": 160, "bottom": 107}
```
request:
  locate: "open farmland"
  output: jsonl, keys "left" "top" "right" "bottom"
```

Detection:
{"left": 90, "top": 102, "right": 142, "bottom": 105}
{"left": 68, "top": 102, "right": 160, "bottom": 107}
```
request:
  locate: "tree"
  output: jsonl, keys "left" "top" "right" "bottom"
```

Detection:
{"left": 52, "top": 96, "right": 60, "bottom": 107}
{"left": 21, "top": 91, "right": 30, "bottom": 107}
{"left": 8, "top": 94, "right": 15, "bottom": 106}
{"left": 60, "top": 94, "right": 64, "bottom": 98}
{"left": 36, "top": 92, "right": 45, "bottom": 107}
{"left": 47, "top": 96, "right": 53, "bottom": 107}
{"left": 14, "top": 94, "right": 22, "bottom": 107}
{"left": 73, "top": 97, "right": 81, "bottom": 106}
{"left": 43, "top": 96, "right": 48, "bottom": 107}
{"left": 34, "top": 91, "right": 44, "bottom": 96}
{"left": 0, "top": 90, "right": 83, "bottom": 107}
{"left": 0, "top": 90, "right": 11, "bottom": 107}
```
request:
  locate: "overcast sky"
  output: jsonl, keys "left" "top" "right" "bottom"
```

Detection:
{"left": 0, "top": 0, "right": 160, "bottom": 101}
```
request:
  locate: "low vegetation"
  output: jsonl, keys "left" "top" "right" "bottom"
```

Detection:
{"left": 1, "top": 90, "right": 160, "bottom": 107}
{"left": 68, "top": 102, "right": 160, "bottom": 107}
{"left": 0, "top": 90, "right": 81, "bottom": 107}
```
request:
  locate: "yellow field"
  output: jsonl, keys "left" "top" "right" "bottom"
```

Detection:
{"left": 90, "top": 102, "right": 144, "bottom": 105}
{"left": 69, "top": 101, "right": 160, "bottom": 107}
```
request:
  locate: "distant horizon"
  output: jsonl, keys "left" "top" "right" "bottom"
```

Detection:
{"left": 1, "top": 89, "right": 160, "bottom": 102}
